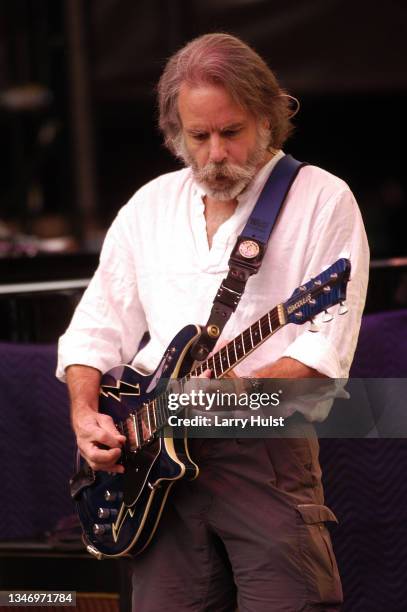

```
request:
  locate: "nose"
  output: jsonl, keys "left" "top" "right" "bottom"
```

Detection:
{"left": 209, "top": 134, "right": 227, "bottom": 163}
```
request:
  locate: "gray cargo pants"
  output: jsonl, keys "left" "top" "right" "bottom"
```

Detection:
{"left": 131, "top": 430, "right": 343, "bottom": 611}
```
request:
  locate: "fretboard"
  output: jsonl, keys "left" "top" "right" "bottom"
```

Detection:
{"left": 186, "top": 303, "right": 284, "bottom": 380}
{"left": 124, "top": 304, "right": 285, "bottom": 447}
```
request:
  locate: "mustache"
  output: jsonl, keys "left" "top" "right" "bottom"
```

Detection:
{"left": 195, "top": 160, "right": 254, "bottom": 183}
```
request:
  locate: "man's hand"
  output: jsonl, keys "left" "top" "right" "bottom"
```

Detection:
{"left": 72, "top": 407, "right": 126, "bottom": 473}
{"left": 67, "top": 365, "right": 126, "bottom": 473}
{"left": 198, "top": 366, "right": 247, "bottom": 394}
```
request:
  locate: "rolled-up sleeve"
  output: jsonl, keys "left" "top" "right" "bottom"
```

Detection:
{"left": 56, "top": 205, "right": 148, "bottom": 381}
{"left": 282, "top": 188, "right": 369, "bottom": 378}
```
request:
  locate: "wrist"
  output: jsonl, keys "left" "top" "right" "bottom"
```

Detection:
{"left": 242, "top": 376, "right": 264, "bottom": 394}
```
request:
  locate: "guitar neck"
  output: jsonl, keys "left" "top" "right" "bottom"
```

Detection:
{"left": 142, "top": 304, "right": 286, "bottom": 436}
{"left": 185, "top": 303, "right": 287, "bottom": 381}
{"left": 123, "top": 256, "right": 351, "bottom": 443}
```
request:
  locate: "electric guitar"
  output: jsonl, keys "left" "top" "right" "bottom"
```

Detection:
{"left": 71, "top": 258, "right": 351, "bottom": 559}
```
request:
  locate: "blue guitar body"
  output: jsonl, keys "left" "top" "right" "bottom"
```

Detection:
{"left": 72, "top": 324, "right": 202, "bottom": 558}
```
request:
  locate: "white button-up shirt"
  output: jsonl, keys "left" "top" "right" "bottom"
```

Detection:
{"left": 57, "top": 152, "right": 369, "bottom": 382}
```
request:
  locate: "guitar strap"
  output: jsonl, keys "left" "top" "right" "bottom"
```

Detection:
{"left": 190, "top": 153, "right": 307, "bottom": 361}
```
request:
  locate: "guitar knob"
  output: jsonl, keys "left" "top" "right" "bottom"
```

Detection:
{"left": 104, "top": 490, "right": 123, "bottom": 502}
{"left": 309, "top": 319, "right": 320, "bottom": 333}
{"left": 322, "top": 310, "right": 333, "bottom": 323}
{"left": 98, "top": 508, "right": 119, "bottom": 519}
{"left": 338, "top": 302, "right": 348, "bottom": 315}
{"left": 93, "top": 523, "right": 112, "bottom": 536}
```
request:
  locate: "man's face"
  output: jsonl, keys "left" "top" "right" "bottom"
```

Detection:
{"left": 177, "top": 83, "right": 271, "bottom": 201}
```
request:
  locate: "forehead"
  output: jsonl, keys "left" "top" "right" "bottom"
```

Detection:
{"left": 177, "top": 82, "right": 252, "bottom": 129}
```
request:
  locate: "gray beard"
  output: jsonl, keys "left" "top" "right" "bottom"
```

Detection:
{"left": 177, "top": 126, "right": 271, "bottom": 201}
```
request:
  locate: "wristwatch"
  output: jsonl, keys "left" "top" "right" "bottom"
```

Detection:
{"left": 242, "top": 377, "right": 264, "bottom": 394}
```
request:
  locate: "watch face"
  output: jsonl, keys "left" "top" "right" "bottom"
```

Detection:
{"left": 238, "top": 240, "right": 260, "bottom": 259}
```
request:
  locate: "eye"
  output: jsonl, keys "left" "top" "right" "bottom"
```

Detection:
{"left": 222, "top": 128, "right": 241, "bottom": 138}
{"left": 192, "top": 132, "right": 208, "bottom": 142}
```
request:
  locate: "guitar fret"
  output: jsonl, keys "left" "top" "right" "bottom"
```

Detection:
{"left": 159, "top": 394, "right": 167, "bottom": 427}
{"left": 235, "top": 335, "right": 244, "bottom": 360}
{"left": 225, "top": 345, "right": 231, "bottom": 369}
{"left": 146, "top": 403, "right": 152, "bottom": 436}
{"left": 220, "top": 348, "right": 228, "bottom": 372}
{"left": 197, "top": 361, "right": 207, "bottom": 376}
{"left": 150, "top": 309, "right": 285, "bottom": 434}
{"left": 139, "top": 411, "right": 146, "bottom": 444}
{"left": 131, "top": 413, "right": 140, "bottom": 448}
{"left": 155, "top": 396, "right": 162, "bottom": 428}
{"left": 139, "top": 404, "right": 147, "bottom": 442}
{"left": 262, "top": 316, "right": 270, "bottom": 337}
{"left": 217, "top": 353, "right": 224, "bottom": 375}
{"left": 151, "top": 400, "right": 157, "bottom": 430}
{"left": 211, "top": 356, "right": 218, "bottom": 378}
{"left": 165, "top": 392, "right": 171, "bottom": 420}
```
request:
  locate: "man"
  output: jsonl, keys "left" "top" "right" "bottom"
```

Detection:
{"left": 57, "top": 33, "right": 369, "bottom": 611}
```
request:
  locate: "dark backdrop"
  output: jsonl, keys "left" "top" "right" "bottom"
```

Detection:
{"left": 0, "top": 0, "right": 406, "bottom": 256}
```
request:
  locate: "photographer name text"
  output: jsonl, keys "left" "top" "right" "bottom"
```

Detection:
{"left": 168, "top": 414, "right": 285, "bottom": 429}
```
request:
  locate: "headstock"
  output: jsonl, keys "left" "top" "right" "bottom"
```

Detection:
{"left": 283, "top": 258, "right": 351, "bottom": 326}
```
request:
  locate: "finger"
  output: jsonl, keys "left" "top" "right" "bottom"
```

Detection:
{"left": 87, "top": 459, "right": 125, "bottom": 474}
{"left": 94, "top": 428, "right": 125, "bottom": 449}
{"left": 93, "top": 429, "right": 125, "bottom": 450}
{"left": 198, "top": 369, "right": 212, "bottom": 379}
{"left": 78, "top": 426, "right": 123, "bottom": 451}
{"left": 75, "top": 415, "right": 124, "bottom": 449}
{"left": 84, "top": 445, "right": 124, "bottom": 473}
{"left": 96, "top": 413, "right": 126, "bottom": 445}
{"left": 88, "top": 444, "right": 122, "bottom": 462}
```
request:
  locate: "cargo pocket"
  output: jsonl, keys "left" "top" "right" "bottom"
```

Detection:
{"left": 262, "top": 437, "right": 320, "bottom": 496}
{"left": 296, "top": 503, "right": 343, "bottom": 606}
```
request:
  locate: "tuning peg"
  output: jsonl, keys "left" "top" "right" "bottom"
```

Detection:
{"left": 309, "top": 319, "right": 320, "bottom": 333}
{"left": 338, "top": 301, "right": 348, "bottom": 315}
{"left": 322, "top": 310, "right": 333, "bottom": 323}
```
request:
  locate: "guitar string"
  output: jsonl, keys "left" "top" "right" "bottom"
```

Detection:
{"left": 128, "top": 278, "right": 342, "bottom": 448}
{"left": 132, "top": 308, "right": 281, "bottom": 445}
{"left": 133, "top": 296, "right": 318, "bottom": 443}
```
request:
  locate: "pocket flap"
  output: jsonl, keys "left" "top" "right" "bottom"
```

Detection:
{"left": 296, "top": 503, "right": 338, "bottom": 524}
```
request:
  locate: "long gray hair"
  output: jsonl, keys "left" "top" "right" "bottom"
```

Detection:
{"left": 157, "top": 33, "right": 294, "bottom": 155}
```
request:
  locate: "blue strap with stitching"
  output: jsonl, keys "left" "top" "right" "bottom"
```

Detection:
{"left": 242, "top": 153, "right": 306, "bottom": 243}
